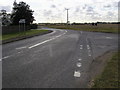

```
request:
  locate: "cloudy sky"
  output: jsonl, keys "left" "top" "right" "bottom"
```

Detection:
{"left": 0, "top": 0, "right": 119, "bottom": 23}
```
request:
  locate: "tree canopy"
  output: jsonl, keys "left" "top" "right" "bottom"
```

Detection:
{"left": 0, "top": 10, "right": 11, "bottom": 26}
{"left": 11, "top": 1, "right": 35, "bottom": 25}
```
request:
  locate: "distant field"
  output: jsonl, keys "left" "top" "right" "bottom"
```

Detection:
{"left": 45, "top": 24, "right": 118, "bottom": 33}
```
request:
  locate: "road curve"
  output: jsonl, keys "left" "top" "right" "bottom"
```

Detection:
{"left": 2, "top": 28, "right": 118, "bottom": 88}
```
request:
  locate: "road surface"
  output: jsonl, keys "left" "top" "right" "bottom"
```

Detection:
{"left": 2, "top": 28, "right": 118, "bottom": 88}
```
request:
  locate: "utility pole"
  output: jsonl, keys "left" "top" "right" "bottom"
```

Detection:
{"left": 65, "top": 8, "right": 69, "bottom": 25}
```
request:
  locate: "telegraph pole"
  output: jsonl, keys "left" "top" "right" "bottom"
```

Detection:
{"left": 65, "top": 8, "right": 69, "bottom": 25}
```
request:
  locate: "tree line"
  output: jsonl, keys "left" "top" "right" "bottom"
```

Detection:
{"left": 0, "top": 1, "right": 35, "bottom": 26}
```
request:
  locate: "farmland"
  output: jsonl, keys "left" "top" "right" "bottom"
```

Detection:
{"left": 45, "top": 24, "right": 118, "bottom": 33}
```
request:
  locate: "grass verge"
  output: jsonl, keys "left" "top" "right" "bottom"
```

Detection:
{"left": 1, "top": 29, "right": 50, "bottom": 41}
{"left": 45, "top": 24, "right": 118, "bottom": 33}
{"left": 92, "top": 51, "right": 119, "bottom": 88}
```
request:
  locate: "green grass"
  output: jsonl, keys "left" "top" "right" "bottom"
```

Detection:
{"left": 1, "top": 29, "right": 50, "bottom": 41}
{"left": 46, "top": 24, "right": 118, "bottom": 33}
{"left": 92, "top": 51, "right": 119, "bottom": 88}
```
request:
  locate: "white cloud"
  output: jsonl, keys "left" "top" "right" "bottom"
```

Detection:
{"left": 0, "top": 5, "right": 11, "bottom": 12}
{"left": 0, "top": 0, "right": 119, "bottom": 23}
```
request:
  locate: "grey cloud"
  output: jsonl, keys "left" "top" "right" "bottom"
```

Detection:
{"left": 86, "top": 12, "right": 94, "bottom": 15}
{"left": 51, "top": 13, "right": 62, "bottom": 18}
{"left": 87, "top": 6, "right": 94, "bottom": 12}
{"left": 104, "top": 2, "right": 118, "bottom": 8}
{"left": 82, "top": 4, "right": 87, "bottom": 9}
{"left": 104, "top": 5, "right": 111, "bottom": 8}
{"left": 43, "top": 10, "right": 52, "bottom": 16}
{"left": 75, "top": 7, "right": 80, "bottom": 13}
{"left": 87, "top": 12, "right": 101, "bottom": 20}
{"left": 91, "top": 15, "right": 101, "bottom": 20}
{"left": 82, "top": 4, "right": 94, "bottom": 12}
{"left": 113, "top": 2, "right": 118, "bottom": 7}
{"left": 51, "top": 5, "right": 56, "bottom": 8}
{"left": 0, "top": 5, "right": 11, "bottom": 12}
{"left": 107, "top": 11, "right": 114, "bottom": 16}
{"left": 86, "top": 12, "right": 99, "bottom": 16}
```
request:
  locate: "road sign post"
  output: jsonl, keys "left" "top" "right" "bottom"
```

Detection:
{"left": 19, "top": 19, "right": 26, "bottom": 37}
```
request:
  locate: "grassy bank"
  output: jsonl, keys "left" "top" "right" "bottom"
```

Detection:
{"left": 92, "top": 51, "right": 119, "bottom": 88}
{"left": 45, "top": 24, "right": 118, "bottom": 33}
{"left": 1, "top": 29, "right": 50, "bottom": 41}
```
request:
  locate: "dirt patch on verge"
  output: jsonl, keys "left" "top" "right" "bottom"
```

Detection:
{"left": 88, "top": 50, "right": 117, "bottom": 88}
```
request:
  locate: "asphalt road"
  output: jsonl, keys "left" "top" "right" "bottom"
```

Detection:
{"left": 2, "top": 28, "right": 118, "bottom": 88}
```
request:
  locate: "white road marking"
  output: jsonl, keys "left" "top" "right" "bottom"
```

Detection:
{"left": 88, "top": 54, "right": 91, "bottom": 56}
{"left": 80, "top": 47, "right": 83, "bottom": 49}
{"left": 74, "top": 71, "right": 81, "bottom": 78}
{"left": 17, "top": 52, "right": 21, "bottom": 54}
{"left": 0, "top": 55, "right": 11, "bottom": 61}
{"left": 87, "top": 45, "right": 90, "bottom": 49}
{"left": 88, "top": 50, "right": 91, "bottom": 56}
{"left": 29, "top": 38, "right": 54, "bottom": 49}
{"left": 29, "top": 32, "right": 66, "bottom": 49}
{"left": 78, "top": 58, "right": 82, "bottom": 61}
{"left": 80, "top": 45, "right": 83, "bottom": 49}
{"left": 48, "top": 30, "right": 56, "bottom": 35}
{"left": 106, "top": 37, "right": 112, "bottom": 39}
{"left": 49, "top": 30, "right": 56, "bottom": 35}
{"left": 76, "top": 63, "right": 82, "bottom": 67}
{"left": 16, "top": 46, "right": 27, "bottom": 50}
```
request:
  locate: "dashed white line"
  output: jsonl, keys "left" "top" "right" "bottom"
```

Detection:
{"left": 87, "top": 45, "right": 90, "bottom": 49}
{"left": 16, "top": 46, "right": 27, "bottom": 50}
{"left": 17, "top": 52, "right": 21, "bottom": 54}
{"left": 80, "top": 45, "right": 83, "bottom": 49}
{"left": 2, "top": 56, "right": 11, "bottom": 59}
{"left": 78, "top": 58, "right": 82, "bottom": 61}
{"left": 74, "top": 71, "right": 81, "bottom": 78}
{"left": 80, "top": 47, "right": 83, "bottom": 49}
{"left": 88, "top": 49, "right": 91, "bottom": 56}
{"left": 0, "top": 55, "right": 11, "bottom": 61}
{"left": 76, "top": 62, "right": 82, "bottom": 67}
{"left": 88, "top": 54, "right": 91, "bottom": 56}
{"left": 106, "top": 37, "right": 112, "bottom": 39}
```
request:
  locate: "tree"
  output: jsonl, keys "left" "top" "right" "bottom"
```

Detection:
{"left": 11, "top": 1, "right": 35, "bottom": 25}
{"left": 0, "top": 10, "right": 11, "bottom": 26}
